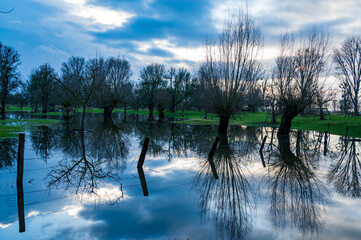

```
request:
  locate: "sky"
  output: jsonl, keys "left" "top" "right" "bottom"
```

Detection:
{"left": 0, "top": 0, "right": 361, "bottom": 81}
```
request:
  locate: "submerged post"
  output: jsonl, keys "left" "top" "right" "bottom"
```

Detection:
{"left": 17, "top": 133, "right": 25, "bottom": 233}
{"left": 259, "top": 136, "right": 267, "bottom": 153}
{"left": 208, "top": 136, "right": 220, "bottom": 159}
{"left": 137, "top": 167, "right": 149, "bottom": 196}
{"left": 208, "top": 136, "right": 220, "bottom": 179}
{"left": 324, "top": 131, "right": 328, "bottom": 156}
{"left": 137, "top": 138, "right": 150, "bottom": 168}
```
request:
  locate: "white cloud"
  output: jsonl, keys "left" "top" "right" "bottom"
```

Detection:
{"left": 35, "top": 0, "right": 134, "bottom": 32}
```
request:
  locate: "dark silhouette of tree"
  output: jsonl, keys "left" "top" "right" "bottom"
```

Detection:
{"left": 334, "top": 36, "right": 361, "bottom": 116}
{"left": 199, "top": 12, "right": 263, "bottom": 134}
{"left": 0, "top": 42, "right": 21, "bottom": 119}
{"left": 328, "top": 140, "right": 361, "bottom": 198}
{"left": 166, "top": 67, "right": 195, "bottom": 113}
{"left": 193, "top": 136, "right": 255, "bottom": 240}
{"left": 273, "top": 29, "right": 329, "bottom": 136}
{"left": 59, "top": 56, "right": 98, "bottom": 129}
{"left": 95, "top": 57, "right": 132, "bottom": 121}
{"left": 31, "top": 126, "right": 56, "bottom": 160}
{"left": 28, "top": 63, "right": 57, "bottom": 113}
{"left": 139, "top": 63, "right": 167, "bottom": 121}
{"left": 0, "top": 138, "right": 17, "bottom": 169}
{"left": 266, "top": 135, "right": 328, "bottom": 236}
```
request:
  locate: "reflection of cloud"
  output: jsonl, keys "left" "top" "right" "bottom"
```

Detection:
{"left": 34, "top": 0, "right": 134, "bottom": 32}
{"left": 0, "top": 223, "right": 11, "bottom": 229}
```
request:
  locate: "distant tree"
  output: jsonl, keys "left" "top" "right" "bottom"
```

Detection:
{"left": 60, "top": 56, "right": 95, "bottom": 130}
{"left": 334, "top": 36, "right": 361, "bottom": 116}
{"left": 273, "top": 30, "right": 329, "bottom": 136}
{"left": 95, "top": 57, "right": 132, "bottom": 121}
{"left": 315, "top": 84, "right": 335, "bottom": 120}
{"left": 199, "top": 12, "right": 263, "bottom": 134}
{"left": 0, "top": 42, "right": 20, "bottom": 119}
{"left": 139, "top": 63, "right": 167, "bottom": 121}
{"left": 166, "top": 67, "right": 195, "bottom": 113}
{"left": 28, "top": 63, "right": 57, "bottom": 113}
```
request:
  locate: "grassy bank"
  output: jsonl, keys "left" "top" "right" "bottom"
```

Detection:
{"left": 4, "top": 105, "right": 361, "bottom": 138}
{"left": 0, "top": 119, "right": 60, "bottom": 138}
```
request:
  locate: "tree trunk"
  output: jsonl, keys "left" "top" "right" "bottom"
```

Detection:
{"left": 271, "top": 104, "right": 277, "bottom": 124}
{"left": 1, "top": 100, "right": 5, "bottom": 120}
{"left": 320, "top": 107, "right": 325, "bottom": 120}
{"left": 218, "top": 113, "right": 231, "bottom": 135}
{"left": 42, "top": 99, "right": 47, "bottom": 114}
{"left": 354, "top": 98, "right": 359, "bottom": 116}
{"left": 158, "top": 104, "right": 165, "bottom": 121}
{"left": 277, "top": 109, "right": 297, "bottom": 136}
{"left": 148, "top": 104, "right": 154, "bottom": 121}
{"left": 171, "top": 94, "right": 175, "bottom": 113}
{"left": 204, "top": 111, "right": 208, "bottom": 119}
{"left": 104, "top": 105, "right": 113, "bottom": 121}
{"left": 124, "top": 103, "right": 127, "bottom": 121}
{"left": 81, "top": 105, "right": 86, "bottom": 130}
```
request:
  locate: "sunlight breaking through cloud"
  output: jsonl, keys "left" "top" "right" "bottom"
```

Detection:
{"left": 36, "top": 0, "right": 134, "bottom": 32}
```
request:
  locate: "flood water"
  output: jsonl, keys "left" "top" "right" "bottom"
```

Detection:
{"left": 0, "top": 113, "right": 361, "bottom": 240}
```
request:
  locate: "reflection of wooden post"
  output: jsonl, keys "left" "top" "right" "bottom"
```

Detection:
{"left": 259, "top": 136, "right": 267, "bottom": 153}
{"left": 137, "top": 138, "right": 150, "bottom": 168}
{"left": 17, "top": 133, "right": 25, "bottom": 233}
{"left": 208, "top": 136, "right": 220, "bottom": 179}
{"left": 324, "top": 131, "right": 328, "bottom": 156}
{"left": 137, "top": 167, "right": 149, "bottom": 196}
{"left": 208, "top": 157, "right": 219, "bottom": 180}
{"left": 208, "top": 136, "right": 220, "bottom": 159}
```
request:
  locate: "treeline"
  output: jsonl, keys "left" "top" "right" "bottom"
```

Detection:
{"left": 1, "top": 12, "right": 361, "bottom": 136}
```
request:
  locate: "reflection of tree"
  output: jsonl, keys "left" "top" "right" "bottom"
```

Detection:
{"left": 0, "top": 138, "right": 17, "bottom": 169}
{"left": 267, "top": 135, "right": 327, "bottom": 235}
{"left": 48, "top": 132, "right": 115, "bottom": 194}
{"left": 329, "top": 140, "right": 361, "bottom": 198}
{"left": 31, "top": 126, "right": 55, "bottom": 160}
{"left": 193, "top": 136, "right": 254, "bottom": 240}
{"left": 89, "top": 119, "right": 130, "bottom": 172}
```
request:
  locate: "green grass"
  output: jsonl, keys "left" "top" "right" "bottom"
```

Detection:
{"left": 181, "top": 111, "right": 361, "bottom": 138}
{"left": 5, "top": 105, "right": 361, "bottom": 137}
{"left": 0, "top": 119, "right": 60, "bottom": 138}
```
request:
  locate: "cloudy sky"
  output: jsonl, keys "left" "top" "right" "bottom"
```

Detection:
{"left": 1, "top": 0, "right": 360, "bottom": 80}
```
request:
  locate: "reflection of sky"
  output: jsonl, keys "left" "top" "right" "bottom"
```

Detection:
{"left": 0, "top": 121, "right": 361, "bottom": 239}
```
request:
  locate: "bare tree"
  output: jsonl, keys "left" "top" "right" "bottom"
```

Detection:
{"left": 199, "top": 11, "right": 263, "bottom": 134}
{"left": 273, "top": 29, "right": 329, "bottom": 136}
{"left": 315, "top": 84, "right": 335, "bottom": 120}
{"left": 334, "top": 36, "right": 361, "bottom": 116}
{"left": 59, "top": 56, "right": 96, "bottom": 130}
{"left": 139, "top": 63, "right": 167, "bottom": 121}
{"left": 0, "top": 42, "right": 20, "bottom": 119}
{"left": 96, "top": 57, "right": 132, "bottom": 120}
{"left": 29, "top": 63, "right": 57, "bottom": 113}
{"left": 166, "top": 67, "right": 194, "bottom": 113}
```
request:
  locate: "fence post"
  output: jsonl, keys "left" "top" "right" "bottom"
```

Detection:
{"left": 17, "top": 133, "right": 25, "bottom": 233}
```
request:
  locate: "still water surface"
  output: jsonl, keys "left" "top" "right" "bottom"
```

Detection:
{"left": 0, "top": 113, "right": 361, "bottom": 240}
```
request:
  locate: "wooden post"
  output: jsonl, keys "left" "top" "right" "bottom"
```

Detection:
{"left": 208, "top": 136, "right": 220, "bottom": 159}
{"left": 137, "top": 138, "right": 150, "bottom": 168}
{"left": 259, "top": 136, "right": 267, "bottom": 153}
{"left": 207, "top": 136, "right": 220, "bottom": 179}
{"left": 17, "top": 133, "right": 25, "bottom": 233}
{"left": 137, "top": 167, "right": 149, "bottom": 196}
{"left": 324, "top": 131, "right": 328, "bottom": 156}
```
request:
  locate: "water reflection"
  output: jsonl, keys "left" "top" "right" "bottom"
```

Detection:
{"left": 0, "top": 138, "right": 17, "bottom": 169}
{"left": 266, "top": 135, "right": 328, "bottom": 236}
{"left": 193, "top": 135, "right": 255, "bottom": 240}
{"left": 329, "top": 139, "right": 361, "bottom": 198}
{"left": 3, "top": 113, "right": 361, "bottom": 239}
